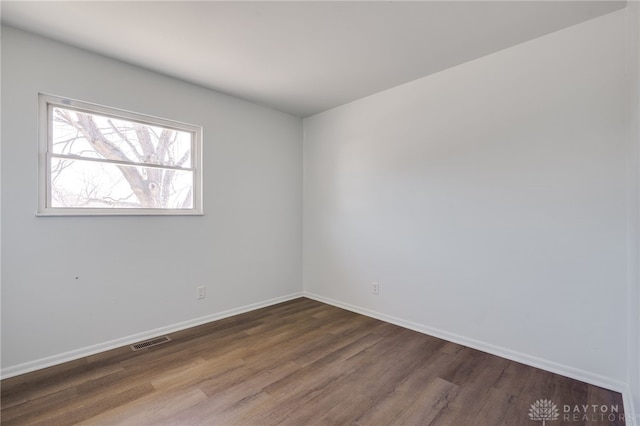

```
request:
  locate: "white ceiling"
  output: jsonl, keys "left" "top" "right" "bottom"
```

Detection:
{"left": 0, "top": 1, "right": 626, "bottom": 117}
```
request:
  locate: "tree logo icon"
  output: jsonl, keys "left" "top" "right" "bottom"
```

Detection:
{"left": 529, "top": 399, "right": 559, "bottom": 425}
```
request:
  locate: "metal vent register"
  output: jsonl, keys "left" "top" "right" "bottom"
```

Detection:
{"left": 131, "top": 335, "right": 171, "bottom": 351}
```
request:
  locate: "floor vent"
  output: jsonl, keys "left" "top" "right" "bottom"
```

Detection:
{"left": 131, "top": 335, "right": 171, "bottom": 351}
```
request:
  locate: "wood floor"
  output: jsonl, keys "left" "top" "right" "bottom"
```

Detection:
{"left": 1, "top": 298, "right": 625, "bottom": 425}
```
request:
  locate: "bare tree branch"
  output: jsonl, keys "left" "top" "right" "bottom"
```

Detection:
{"left": 66, "top": 112, "right": 155, "bottom": 207}
{"left": 51, "top": 109, "right": 192, "bottom": 209}
{"left": 107, "top": 119, "right": 144, "bottom": 162}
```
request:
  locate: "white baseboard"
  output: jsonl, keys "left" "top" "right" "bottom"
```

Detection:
{"left": 4, "top": 290, "right": 636, "bottom": 424}
{"left": 304, "top": 292, "right": 628, "bottom": 395}
{"left": 1, "top": 292, "right": 303, "bottom": 380}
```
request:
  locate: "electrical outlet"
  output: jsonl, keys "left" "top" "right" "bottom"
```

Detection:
{"left": 372, "top": 281, "right": 379, "bottom": 295}
{"left": 197, "top": 286, "right": 206, "bottom": 299}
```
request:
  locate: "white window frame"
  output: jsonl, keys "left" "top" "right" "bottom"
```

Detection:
{"left": 38, "top": 94, "right": 203, "bottom": 216}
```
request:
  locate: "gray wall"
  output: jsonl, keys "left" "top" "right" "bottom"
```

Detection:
{"left": 626, "top": 2, "right": 640, "bottom": 421}
{"left": 1, "top": 26, "right": 303, "bottom": 373}
{"left": 304, "top": 9, "right": 630, "bottom": 392}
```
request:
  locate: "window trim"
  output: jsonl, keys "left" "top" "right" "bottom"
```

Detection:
{"left": 38, "top": 94, "right": 203, "bottom": 216}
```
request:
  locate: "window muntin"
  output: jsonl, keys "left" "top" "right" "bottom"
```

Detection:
{"left": 39, "top": 94, "right": 203, "bottom": 215}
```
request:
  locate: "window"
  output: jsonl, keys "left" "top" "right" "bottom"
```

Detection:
{"left": 38, "top": 94, "right": 203, "bottom": 215}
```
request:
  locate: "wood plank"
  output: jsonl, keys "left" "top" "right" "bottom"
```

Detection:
{"left": 0, "top": 298, "right": 626, "bottom": 425}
